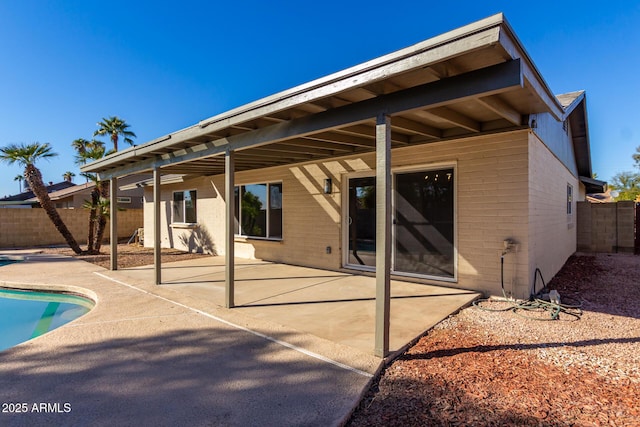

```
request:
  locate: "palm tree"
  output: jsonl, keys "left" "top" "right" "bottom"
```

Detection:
{"left": 73, "top": 139, "right": 106, "bottom": 253}
{"left": 0, "top": 142, "right": 82, "bottom": 254}
{"left": 91, "top": 118, "right": 136, "bottom": 253}
{"left": 93, "top": 116, "right": 136, "bottom": 152}
{"left": 14, "top": 174, "right": 24, "bottom": 193}
{"left": 62, "top": 171, "right": 75, "bottom": 183}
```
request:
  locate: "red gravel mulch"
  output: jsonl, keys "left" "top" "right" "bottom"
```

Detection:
{"left": 347, "top": 254, "right": 640, "bottom": 426}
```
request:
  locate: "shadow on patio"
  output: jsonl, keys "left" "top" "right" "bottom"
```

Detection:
{"left": 102, "top": 257, "right": 481, "bottom": 355}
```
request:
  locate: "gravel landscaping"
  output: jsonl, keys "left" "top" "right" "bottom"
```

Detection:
{"left": 41, "top": 243, "right": 209, "bottom": 268}
{"left": 347, "top": 253, "right": 640, "bottom": 426}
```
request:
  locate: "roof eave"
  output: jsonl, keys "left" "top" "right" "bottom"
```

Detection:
{"left": 81, "top": 13, "right": 565, "bottom": 178}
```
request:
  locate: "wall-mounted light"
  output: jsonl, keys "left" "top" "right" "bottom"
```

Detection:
{"left": 324, "top": 178, "right": 332, "bottom": 194}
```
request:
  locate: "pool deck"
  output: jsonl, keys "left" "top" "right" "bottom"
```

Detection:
{"left": 0, "top": 251, "right": 479, "bottom": 426}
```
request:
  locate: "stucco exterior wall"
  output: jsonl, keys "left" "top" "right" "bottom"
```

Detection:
{"left": 145, "top": 130, "right": 536, "bottom": 297}
{"left": 527, "top": 131, "right": 579, "bottom": 298}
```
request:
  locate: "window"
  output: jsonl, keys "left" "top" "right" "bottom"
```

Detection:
{"left": 173, "top": 190, "right": 197, "bottom": 223}
{"left": 567, "top": 184, "right": 573, "bottom": 215}
{"left": 234, "top": 182, "right": 282, "bottom": 239}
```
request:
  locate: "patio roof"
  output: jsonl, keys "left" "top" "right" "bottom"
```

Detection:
{"left": 81, "top": 13, "right": 568, "bottom": 180}
{"left": 80, "top": 13, "right": 589, "bottom": 357}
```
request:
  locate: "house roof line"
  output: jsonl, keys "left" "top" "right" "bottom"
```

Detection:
{"left": 195, "top": 13, "right": 513, "bottom": 131}
{"left": 561, "top": 91, "right": 593, "bottom": 179}
{"left": 81, "top": 13, "right": 573, "bottom": 179}
{"left": 83, "top": 15, "right": 511, "bottom": 173}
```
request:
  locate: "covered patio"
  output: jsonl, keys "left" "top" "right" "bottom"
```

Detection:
{"left": 81, "top": 14, "right": 567, "bottom": 356}
{"left": 97, "top": 257, "right": 480, "bottom": 356}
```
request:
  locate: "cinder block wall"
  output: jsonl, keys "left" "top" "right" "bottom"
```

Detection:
{"left": 617, "top": 201, "right": 636, "bottom": 251}
{"left": 528, "top": 132, "right": 580, "bottom": 297}
{"left": 0, "top": 208, "right": 143, "bottom": 248}
{"left": 577, "top": 201, "right": 635, "bottom": 253}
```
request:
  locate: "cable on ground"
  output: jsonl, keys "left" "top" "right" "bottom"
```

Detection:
{"left": 472, "top": 258, "right": 582, "bottom": 321}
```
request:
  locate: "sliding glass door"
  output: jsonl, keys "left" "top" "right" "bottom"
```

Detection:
{"left": 347, "top": 176, "right": 376, "bottom": 269}
{"left": 394, "top": 168, "right": 455, "bottom": 279}
{"left": 344, "top": 167, "right": 455, "bottom": 279}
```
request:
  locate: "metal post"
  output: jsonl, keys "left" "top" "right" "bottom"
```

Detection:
{"left": 153, "top": 168, "right": 161, "bottom": 285}
{"left": 110, "top": 177, "right": 118, "bottom": 271}
{"left": 374, "top": 113, "right": 391, "bottom": 357}
{"left": 225, "top": 149, "right": 235, "bottom": 308}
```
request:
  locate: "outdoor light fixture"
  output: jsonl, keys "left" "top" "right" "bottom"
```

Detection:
{"left": 324, "top": 178, "right": 332, "bottom": 194}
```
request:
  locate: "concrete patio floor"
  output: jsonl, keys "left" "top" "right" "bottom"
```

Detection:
{"left": 100, "top": 256, "right": 480, "bottom": 356}
{"left": 0, "top": 251, "right": 479, "bottom": 426}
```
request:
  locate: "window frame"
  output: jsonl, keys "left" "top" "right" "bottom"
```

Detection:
{"left": 234, "top": 181, "right": 283, "bottom": 240}
{"left": 341, "top": 162, "right": 458, "bottom": 283}
{"left": 172, "top": 189, "right": 197, "bottom": 225}
{"left": 567, "top": 183, "right": 574, "bottom": 228}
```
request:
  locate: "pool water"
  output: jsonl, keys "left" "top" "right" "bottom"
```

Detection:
{"left": 0, "top": 257, "right": 21, "bottom": 266}
{"left": 0, "top": 288, "right": 94, "bottom": 351}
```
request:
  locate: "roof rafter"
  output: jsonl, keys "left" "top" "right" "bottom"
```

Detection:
{"left": 89, "top": 59, "right": 523, "bottom": 179}
{"left": 476, "top": 95, "right": 522, "bottom": 125}
{"left": 426, "top": 106, "right": 480, "bottom": 132}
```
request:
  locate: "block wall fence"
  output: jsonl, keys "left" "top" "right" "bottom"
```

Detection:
{"left": 577, "top": 201, "right": 636, "bottom": 253}
{"left": 0, "top": 208, "right": 143, "bottom": 248}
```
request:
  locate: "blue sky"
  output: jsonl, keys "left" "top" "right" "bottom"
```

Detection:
{"left": 1, "top": 1, "right": 639, "bottom": 197}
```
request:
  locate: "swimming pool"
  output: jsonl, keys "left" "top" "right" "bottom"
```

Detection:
{"left": 0, "top": 288, "right": 94, "bottom": 351}
{"left": 0, "top": 255, "right": 22, "bottom": 267}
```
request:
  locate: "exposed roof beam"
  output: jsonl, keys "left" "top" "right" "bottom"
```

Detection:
{"left": 427, "top": 106, "right": 480, "bottom": 132}
{"left": 261, "top": 143, "right": 336, "bottom": 156}
{"left": 278, "top": 139, "right": 354, "bottom": 153}
{"left": 304, "top": 131, "right": 375, "bottom": 148}
{"left": 390, "top": 116, "right": 442, "bottom": 138}
{"left": 241, "top": 147, "right": 313, "bottom": 161}
{"left": 497, "top": 26, "right": 564, "bottom": 120}
{"left": 338, "top": 124, "right": 410, "bottom": 144}
{"left": 89, "top": 59, "right": 523, "bottom": 179}
{"left": 477, "top": 95, "right": 522, "bottom": 125}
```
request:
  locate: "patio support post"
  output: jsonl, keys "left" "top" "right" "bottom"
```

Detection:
{"left": 110, "top": 177, "right": 118, "bottom": 271}
{"left": 374, "top": 112, "right": 391, "bottom": 358}
{"left": 225, "top": 148, "right": 235, "bottom": 308}
{"left": 153, "top": 167, "right": 161, "bottom": 285}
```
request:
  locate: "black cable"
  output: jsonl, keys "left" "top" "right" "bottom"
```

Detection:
{"left": 473, "top": 259, "right": 583, "bottom": 321}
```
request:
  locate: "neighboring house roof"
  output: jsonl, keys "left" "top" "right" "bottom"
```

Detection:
{"left": 0, "top": 181, "right": 77, "bottom": 203}
{"left": 580, "top": 176, "right": 607, "bottom": 195}
{"left": 586, "top": 189, "right": 615, "bottom": 203}
{"left": 82, "top": 13, "right": 594, "bottom": 184}
{"left": 25, "top": 182, "right": 95, "bottom": 202}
